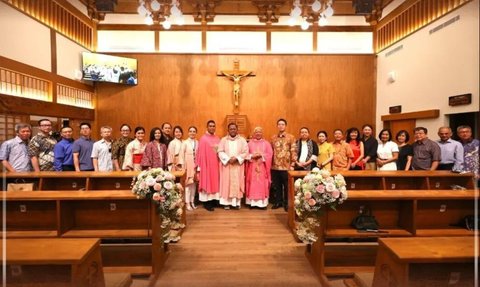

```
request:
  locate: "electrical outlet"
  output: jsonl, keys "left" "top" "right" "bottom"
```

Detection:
{"left": 391, "top": 183, "right": 396, "bottom": 189}
{"left": 115, "top": 182, "right": 121, "bottom": 189}
{"left": 440, "top": 204, "right": 447, "bottom": 212}
{"left": 350, "top": 183, "right": 356, "bottom": 189}
{"left": 435, "top": 182, "right": 441, "bottom": 189}
{"left": 11, "top": 265, "right": 22, "bottom": 276}
{"left": 110, "top": 203, "right": 116, "bottom": 211}
{"left": 448, "top": 272, "right": 460, "bottom": 284}
{"left": 72, "top": 181, "right": 77, "bottom": 189}
{"left": 19, "top": 205, "right": 26, "bottom": 213}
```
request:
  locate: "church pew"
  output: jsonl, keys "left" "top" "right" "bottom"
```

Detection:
{"left": 2, "top": 190, "right": 169, "bottom": 283}
{"left": 286, "top": 171, "right": 477, "bottom": 280}
{"left": 372, "top": 237, "right": 476, "bottom": 287}
{"left": 2, "top": 238, "right": 106, "bottom": 287}
{"left": 302, "top": 189, "right": 478, "bottom": 279}
{"left": 3, "top": 170, "right": 187, "bottom": 228}
{"left": 3, "top": 170, "right": 186, "bottom": 191}
{"left": 287, "top": 170, "right": 476, "bottom": 235}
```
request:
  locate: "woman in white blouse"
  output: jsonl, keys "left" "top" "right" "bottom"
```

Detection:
{"left": 167, "top": 126, "right": 184, "bottom": 171}
{"left": 376, "top": 129, "right": 399, "bottom": 171}
{"left": 181, "top": 126, "right": 199, "bottom": 210}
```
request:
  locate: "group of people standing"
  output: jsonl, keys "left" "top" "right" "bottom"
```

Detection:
{"left": 1, "top": 118, "right": 478, "bottom": 212}
{"left": 326, "top": 124, "right": 475, "bottom": 173}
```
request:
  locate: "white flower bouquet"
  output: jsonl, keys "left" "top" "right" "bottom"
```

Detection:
{"left": 294, "top": 167, "right": 348, "bottom": 243}
{"left": 132, "top": 168, "right": 185, "bottom": 243}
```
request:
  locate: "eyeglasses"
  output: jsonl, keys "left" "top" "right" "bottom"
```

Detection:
{"left": 121, "top": 129, "right": 130, "bottom": 132}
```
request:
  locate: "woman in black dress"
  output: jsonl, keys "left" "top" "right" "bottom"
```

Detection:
{"left": 395, "top": 130, "right": 413, "bottom": 170}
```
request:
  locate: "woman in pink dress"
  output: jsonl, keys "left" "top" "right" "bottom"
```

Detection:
{"left": 181, "top": 126, "right": 199, "bottom": 211}
{"left": 141, "top": 127, "right": 167, "bottom": 170}
{"left": 246, "top": 127, "right": 273, "bottom": 209}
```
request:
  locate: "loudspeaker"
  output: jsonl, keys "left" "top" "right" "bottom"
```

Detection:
{"left": 353, "top": 0, "right": 374, "bottom": 15}
{"left": 95, "top": 0, "right": 117, "bottom": 12}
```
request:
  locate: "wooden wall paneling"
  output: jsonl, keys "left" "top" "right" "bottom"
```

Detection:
{"left": 96, "top": 54, "right": 376, "bottom": 140}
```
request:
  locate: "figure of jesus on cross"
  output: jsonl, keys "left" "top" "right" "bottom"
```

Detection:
{"left": 217, "top": 60, "right": 255, "bottom": 113}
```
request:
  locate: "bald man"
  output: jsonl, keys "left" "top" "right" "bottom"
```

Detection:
{"left": 436, "top": 126, "right": 463, "bottom": 171}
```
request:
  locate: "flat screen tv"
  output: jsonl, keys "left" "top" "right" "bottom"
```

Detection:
{"left": 82, "top": 52, "right": 138, "bottom": 85}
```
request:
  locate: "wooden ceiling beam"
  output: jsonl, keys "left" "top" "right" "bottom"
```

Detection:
{"left": 111, "top": 0, "right": 358, "bottom": 15}
{"left": 97, "top": 23, "right": 373, "bottom": 32}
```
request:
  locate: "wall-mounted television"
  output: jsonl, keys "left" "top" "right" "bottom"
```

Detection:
{"left": 82, "top": 52, "right": 138, "bottom": 85}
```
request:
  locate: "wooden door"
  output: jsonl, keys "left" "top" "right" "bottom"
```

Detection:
{"left": 388, "top": 119, "right": 416, "bottom": 144}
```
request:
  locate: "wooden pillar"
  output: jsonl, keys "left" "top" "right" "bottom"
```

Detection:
{"left": 155, "top": 30, "right": 160, "bottom": 52}
{"left": 201, "top": 21, "right": 207, "bottom": 52}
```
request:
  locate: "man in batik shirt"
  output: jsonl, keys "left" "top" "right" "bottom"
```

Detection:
{"left": 111, "top": 124, "right": 133, "bottom": 171}
{"left": 457, "top": 125, "right": 479, "bottom": 187}
{"left": 28, "top": 119, "right": 57, "bottom": 171}
{"left": 270, "top": 118, "right": 297, "bottom": 211}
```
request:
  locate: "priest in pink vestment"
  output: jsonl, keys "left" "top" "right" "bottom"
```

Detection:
{"left": 246, "top": 127, "right": 273, "bottom": 209}
{"left": 196, "top": 120, "right": 220, "bottom": 211}
{"left": 218, "top": 123, "right": 249, "bottom": 209}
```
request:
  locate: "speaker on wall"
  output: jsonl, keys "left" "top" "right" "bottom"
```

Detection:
{"left": 95, "top": 0, "right": 117, "bottom": 12}
{"left": 353, "top": 0, "right": 374, "bottom": 15}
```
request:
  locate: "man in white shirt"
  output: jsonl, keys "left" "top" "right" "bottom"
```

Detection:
{"left": 92, "top": 126, "right": 113, "bottom": 171}
{"left": 436, "top": 126, "right": 464, "bottom": 171}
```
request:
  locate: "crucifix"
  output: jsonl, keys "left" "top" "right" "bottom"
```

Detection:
{"left": 217, "top": 60, "right": 255, "bottom": 114}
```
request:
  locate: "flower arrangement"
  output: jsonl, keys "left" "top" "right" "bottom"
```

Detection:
{"left": 294, "top": 167, "right": 348, "bottom": 243}
{"left": 131, "top": 168, "right": 185, "bottom": 243}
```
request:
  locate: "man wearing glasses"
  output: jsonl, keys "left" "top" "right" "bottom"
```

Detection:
{"left": 92, "top": 126, "right": 114, "bottom": 171}
{"left": 73, "top": 122, "right": 94, "bottom": 172}
{"left": 28, "top": 119, "right": 57, "bottom": 171}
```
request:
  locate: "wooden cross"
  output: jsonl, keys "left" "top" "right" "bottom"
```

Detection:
{"left": 217, "top": 60, "right": 255, "bottom": 113}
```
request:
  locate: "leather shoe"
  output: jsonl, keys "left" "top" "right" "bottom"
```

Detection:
{"left": 204, "top": 205, "right": 214, "bottom": 212}
{"left": 271, "top": 203, "right": 281, "bottom": 209}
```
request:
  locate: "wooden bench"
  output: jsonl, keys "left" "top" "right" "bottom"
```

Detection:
{"left": 372, "top": 237, "right": 476, "bottom": 287}
{"left": 287, "top": 170, "right": 476, "bottom": 235}
{"left": 3, "top": 170, "right": 187, "bottom": 229}
{"left": 2, "top": 190, "right": 169, "bottom": 283}
{"left": 286, "top": 171, "right": 477, "bottom": 281}
{"left": 303, "top": 189, "right": 478, "bottom": 278}
{"left": 2, "top": 238, "right": 106, "bottom": 287}
{"left": 3, "top": 171, "right": 186, "bottom": 191}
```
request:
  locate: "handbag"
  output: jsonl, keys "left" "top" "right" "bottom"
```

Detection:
{"left": 7, "top": 182, "right": 34, "bottom": 191}
{"left": 458, "top": 215, "right": 478, "bottom": 231}
{"left": 351, "top": 207, "right": 379, "bottom": 230}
